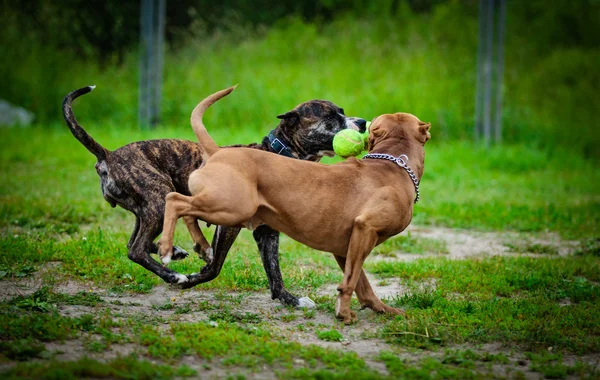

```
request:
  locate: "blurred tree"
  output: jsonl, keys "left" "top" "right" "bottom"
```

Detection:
{"left": 2, "top": 0, "right": 138, "bottom": 63}
{"left": 1, "top": 0, "right": 460, "bottom": 63}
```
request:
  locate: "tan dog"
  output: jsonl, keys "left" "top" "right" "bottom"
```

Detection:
{"left": 158, "top": 87, "right": 431, "bottom": 323}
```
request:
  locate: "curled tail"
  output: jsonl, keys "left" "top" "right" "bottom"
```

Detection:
{"left": 191, "top": 86, "right": 237, "bottom": 161}
{"left": 62, "top": 86, "right": 109, "bottom": 161}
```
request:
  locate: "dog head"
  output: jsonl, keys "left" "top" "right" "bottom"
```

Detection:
{"left": 275, "top": 100, "right": 367, "bottom": 160}
{"left": 367, "top": 113, "right": 431, "bottom": 152}
{"left": 94, "top": 160, "right": 120, "bottom": 208}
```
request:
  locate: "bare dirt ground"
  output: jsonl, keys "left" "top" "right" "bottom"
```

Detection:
{"left": 1, "top": 226, "right": 597, "bottom": 379}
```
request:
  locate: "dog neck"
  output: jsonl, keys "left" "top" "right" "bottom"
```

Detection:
{"left": 369, "top": 138, "right": 425, "bottom": 179}
{"left": 261, "top": 130, "right": 324, "bottom": 162}
{"left": 266, "top": 130, "right": 296, "bottom": 158}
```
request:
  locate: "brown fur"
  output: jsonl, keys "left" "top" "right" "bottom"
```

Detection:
{"left": 158, "top": 88, "right": 431, "bottom": 323}
{"left": 62, "top": 85, "right": 366, "bottom": 305}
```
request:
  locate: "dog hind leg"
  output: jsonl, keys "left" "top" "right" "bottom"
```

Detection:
{"left": 253, "top": 225, "right": 316, "bottom": 308}
{"left": 183, "top": 216, "right": 213, "bottom": 264}
{"left": 128, "top": 217, "right": 140, "bottom": 249}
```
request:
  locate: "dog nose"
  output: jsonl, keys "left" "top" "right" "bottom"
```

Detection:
{"left": 355, "top": 118, "right": 367, "bottom": 133}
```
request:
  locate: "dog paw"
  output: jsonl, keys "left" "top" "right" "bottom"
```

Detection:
{"left": 387, "top": 306, "right": 406, "bottom": 316}
{"left": 167, "top": 273, "right": 189, "bottom": 289}
{"left": 172, "top": 246, "right": 189, "bottom": 261}
{"left": 336, "top": 310, "right": 358, "bottom": 325}
{"left": 157, "top": 240, "right": 173, "bottom": 266}
{"left": 161, "top": 255, "right": 172, "bottom": 266}
{"left": 297, "top": 297, "right": 316, "bottom": 309}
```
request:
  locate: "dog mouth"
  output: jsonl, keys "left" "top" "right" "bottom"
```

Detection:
{"left": 345, "top": 117, "right": 367, "bottom": 133}
{"left": 318, "top": 150, "right": 335, "bottom": 157}
{"left": 103, "top": 194, "right": 117, "bottom": 208}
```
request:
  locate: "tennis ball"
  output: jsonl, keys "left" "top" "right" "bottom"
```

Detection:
{"left": 333, "top": 129, "right": 366, "bottom": 157}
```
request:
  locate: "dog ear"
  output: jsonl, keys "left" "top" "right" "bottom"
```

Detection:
{"left": 418, "top": 121, "right": 431, "bottom": 143}
{"left": 367, "top": 123, "right": 384, "bottom": 151}
{"left": 277, "top": 110, "right": 299, "bottom": 122}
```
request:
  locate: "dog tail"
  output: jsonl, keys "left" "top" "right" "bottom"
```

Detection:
{"left": 191, "top": 85, "right": 237, "bottom": 160}
{"left": 62, "top": 86, "right": 109, "bottom": 161}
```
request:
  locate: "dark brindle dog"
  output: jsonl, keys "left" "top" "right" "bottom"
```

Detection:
{"left": 62, "top": 86, "right": 366, "bottom": 307}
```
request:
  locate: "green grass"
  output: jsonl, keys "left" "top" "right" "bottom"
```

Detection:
{"left": 413, "top": 142, "right": 600, "bottom": 238}
{"left": 505, "top": 242, "right": 559, "bottom": 255}
{"left": 2, "top": 355, "right": 196, "bottom": 380}
{"left": 0, "top": 69, "right": 598, "bottom": 380}
{"left": 9, "top": 286, "right": 105, "bottom": 309}
{"left": 368, "top": 254, "right": 600, "bottom": 353}
{"left": 3, "top": 3, "right": 599, "bottom": 160}
{"left": 374, "top": 232, "right": 448, "bottom": 256}
{"left": 1, "top": 126, "right": 597, "bottom": 246}
{"left": 132, "top": 320, "right": 379, "bottom": 378}
{"left": 317, "top": 329, "right": 344, "bottom": 342}
{"left": 379, "top": 350, "right": 495, "bottom": 380}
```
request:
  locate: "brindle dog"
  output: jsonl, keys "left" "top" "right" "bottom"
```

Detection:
{"left": 62, "top": 86, "right": 366, "bottom": 307}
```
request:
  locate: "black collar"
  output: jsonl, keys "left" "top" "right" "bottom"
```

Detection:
{"left": 267, "top": 130, "right": 295, "bottom": 158}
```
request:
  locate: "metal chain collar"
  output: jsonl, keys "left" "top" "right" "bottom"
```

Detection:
{"left": 362, "top": 153, "right": 420, "bottom": 203}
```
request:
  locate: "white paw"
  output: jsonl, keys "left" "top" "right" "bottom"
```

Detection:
{"left": 175, "top": 273, "right": 189, "bottom": 284}
{"left": 297, "top": 297, "right": 316, "bottom": 309}
{"left": 161, "top": 255, "right": 171, "bottom": 265}
{"left": 172, "top": 246, "right": 189, "bottom": 260}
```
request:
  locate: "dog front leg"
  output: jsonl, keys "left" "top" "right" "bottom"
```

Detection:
{"left": 253, "top": 226, "right": 315, "bottom": 308}
{"left": 333, "top": 255, "right": 404, "bottom": 316}
{"left": 336, "top": 217, "right": 379, "bottom": 324}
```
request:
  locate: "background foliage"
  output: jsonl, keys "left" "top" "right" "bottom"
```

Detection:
{"left": 1, "top": 0, "right": 599, "bottom": 159}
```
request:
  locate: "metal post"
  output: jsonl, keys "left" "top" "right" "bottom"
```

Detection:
{"left": 482, "top": 0, "right": 494, "bottom": 147}
{"left": 474, "top": 0, "right": 506, "bottom": 146}
{"left": 494, "top": 0, "right": 506, "bottom": 143}
{"left": 474, "top": 0, "right": 487, "bottom": 141}
{"left": 139, "top": 0, "right": 165, "bottom": 128}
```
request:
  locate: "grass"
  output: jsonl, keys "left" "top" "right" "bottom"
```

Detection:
{"left": 505, "top": 242, "right": 559, "bottom": 255}
{"left": 317, "top": 329, "right": 344, "bottom": 342}
{"left": 1, "top": 125, "right": 597, "bottom": 244}
{"left": 1, "top": 279, "right": 599, "bottom": 378}
{"left": 0, "top": 117, "right": 598, "bottom": 378}
{"left": 3, "top": 3, "right": 599, "bottom": 160}
{"left": 369, "top": 254, "right": 600, "bottom": 353}
{"left": 0, "top": 62, "right": 599, "bottom": 380}
{"left": 374, "top": 232, "right": 448, "bottom": 256}
{"left": 3, "top": 355, "right": 197, "bottom": 380}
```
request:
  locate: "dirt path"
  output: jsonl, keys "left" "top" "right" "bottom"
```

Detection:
{"left": 394, "top": 224, "right": 579, "bottom": 259}
{"left": 0, "top": 227, "right": 594, "bottom": 379}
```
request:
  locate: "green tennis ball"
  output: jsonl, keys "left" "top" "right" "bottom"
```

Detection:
{"left": 333, "top": 129, "right": 366, "bottom": 157}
